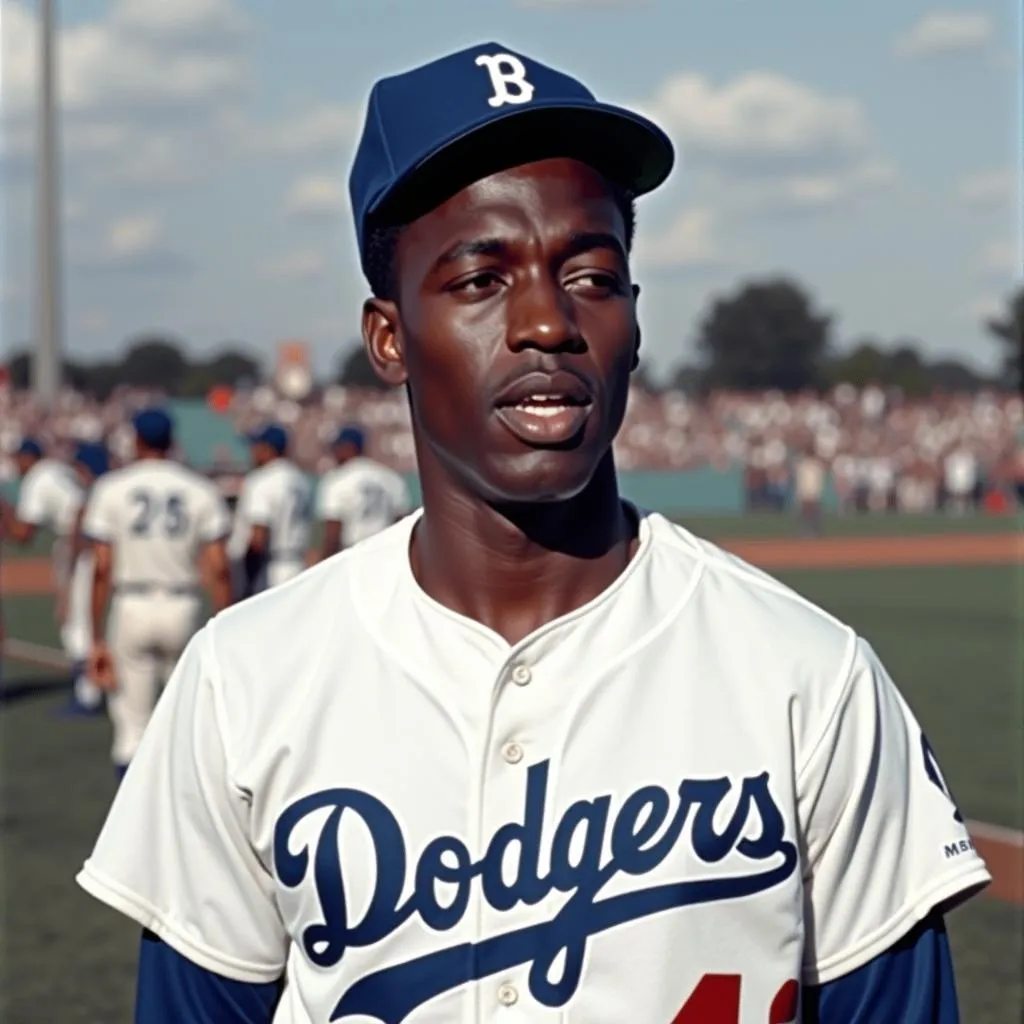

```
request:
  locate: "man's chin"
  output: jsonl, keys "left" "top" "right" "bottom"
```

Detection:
{"left": 479, "top": 448, "right": 603, "bottom": 505}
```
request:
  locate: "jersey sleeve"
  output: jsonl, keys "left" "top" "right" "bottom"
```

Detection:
{"left": 15, "top": 469, "right": 49, "bottom": 527}
{"left": 316, "top": 473, "right": 356, "bottom": 522}
{"left": 244, "top": 475, "right": 274, "bottom": 527}
{"left": 81, "top": 479, "right": 117, "bottom": 542}
{"left": 797, "top": 636, "right": 990, "bottom": 985}
{"left": 390, "top": 475, "right": 412, "bottom": 517}
{"left": 75, "top": 628, "right": 288, "bottom": 983}
{"left": 198, "top": 487, "right": 232, "bottom": 543}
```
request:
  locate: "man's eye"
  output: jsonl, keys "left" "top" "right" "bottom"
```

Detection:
{"left": 569, "top": 272, "right": 622, "bottom": 293}
{"left": 453, "top": 271, "right": 501, "bottom": 293}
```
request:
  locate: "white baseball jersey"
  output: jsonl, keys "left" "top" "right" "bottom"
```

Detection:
{"left": 83, "top": 460, "right": 231, "bottom": 589}
{"left": 17, "top": 458, "right": 83, "bottom": 537}
{"left": 317, "top": 457, "right": 411, "bottom": 547}
{"left": 227, "top": 459, "right": 313, "bottom": 564}
{"left": 77, "top": 510, "right": 989, "bottom": 1023}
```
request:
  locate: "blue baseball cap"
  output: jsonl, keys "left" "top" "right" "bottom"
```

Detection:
{"left": 348, "top": 42, "right": 675, "bottom": 274}
{"left": 248, "top": 423, "right": 288, "bottom": 454}
{"left": 74, "top": 441, "right": 109, "bottom": 478}
{"left": 133, "top": 407, "right": 174, "bottom": 450}
{"left": 16, "top": 438, "right": 43, "bottom": 459}
{"left": 332, "top": 425, "right": 365, "bottom": 451}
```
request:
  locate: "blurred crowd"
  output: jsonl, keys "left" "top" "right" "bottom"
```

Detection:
{"left": 3, "top": 381, "right": 1023, "bottom": 514}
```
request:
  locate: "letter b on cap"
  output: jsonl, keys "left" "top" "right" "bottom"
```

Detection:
{"left": 475, "top": 53, "right": 535, "bottom": 108}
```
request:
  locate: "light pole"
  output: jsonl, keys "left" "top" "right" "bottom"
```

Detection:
{"left": 34, "top": 0, "right": 61, "bottom": 405}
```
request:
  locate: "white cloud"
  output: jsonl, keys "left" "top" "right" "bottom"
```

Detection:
{"left": 646, "top": 71, "right": 872, "bottom": 173}
{"left": 284, "top": 175, "right": 347, "bottom": 218}
{"left": 3, "top": 0, "right": 248, "bottom": 120}
{"left": 981, "top": 239, "right": 1018, "bottom": 274}
{"left": 895, "top": 11, "right": 993, "bottom": 58}
{"left": 967, "top": 295, "right": 1004, "bottom": 322}
{"left": 244, "top": 103, "right": 359, "bottom": 158}
{"left": 109, "top": 0, "right": 249, "bottom": 47}
{"left": 108, "top": 215, "right": 160, "bottom": 256}
{"left": 1, "top": 0, "right": 248, "bottom": 192}
{"left": 75, "top": 213, "right": 190, "bottom": 275}
{"left": 958, "top": 169, "right": 1014, "bottom": 207}
{"left": 635, "top": 207, "right": 721, "bottom": 269}
{"left": 763, "top": 159, "right": 897, "bottom": 210}
{"left": 262, "top": 248, "right": 327, "bottom": 280}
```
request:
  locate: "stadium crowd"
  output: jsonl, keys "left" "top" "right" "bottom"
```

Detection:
{"left": 2, "top": 380, "right": 1022, "bottom": 515}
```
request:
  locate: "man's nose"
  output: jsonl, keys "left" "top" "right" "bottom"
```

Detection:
{"left": 505, "top": 273, "right": 584, "bottom": 354}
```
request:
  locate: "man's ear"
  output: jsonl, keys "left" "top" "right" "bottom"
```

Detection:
{"left": 631, "top": 283, "right": 642, "bottom": 371}
{"left": 362, "top": 298, "right": 408, "bottom": 387}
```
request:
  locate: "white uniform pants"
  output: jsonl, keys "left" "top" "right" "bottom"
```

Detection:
{"left": 61, "top": 552, "right": 104, "bottom": 708}
{"left": 106, "top": 591, "right": 202, "bottom": 766}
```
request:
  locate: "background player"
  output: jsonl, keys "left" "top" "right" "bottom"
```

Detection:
{"left": 84, "top": 408, "right": 233, "bottom": 780}
{"left": 56, "top": 442, "right": 112, "bottom": 716}
{"left": 0, "top": 438, "right": 100, "bottom": 712}
{"left": 227, "top": 424, "right": 312, "bottom": 598}
{"left": 316, "top": 424, "right": 411, "bottom": 559}
{"left": 77, "top": 44, "right": 988, "bottom": 1022}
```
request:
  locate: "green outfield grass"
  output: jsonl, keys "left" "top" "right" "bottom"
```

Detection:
{"left": 672, "top": 510, "right": 1021, "bottom": 539}
{"left": 1, "top": 558, "right": 1021, "bottom": 1022}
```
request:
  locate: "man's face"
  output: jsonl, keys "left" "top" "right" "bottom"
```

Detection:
{"left": 364, "top": 157, "right": 639, "bottom": 504}
{"left": 73, "top": 464, "right": 95, "bottom": 489}
{"left": 14, "top": 453, "right": 35, "bottom": 477}
{"left": 251, "top": 442, "right": 272, "bottom": 467}
{"left": 334, "top": 442, "right": 359, "bottom": 465}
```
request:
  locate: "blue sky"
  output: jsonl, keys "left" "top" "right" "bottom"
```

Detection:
{"left": 2, "top": 0, "right": 1019, "bottom": 381}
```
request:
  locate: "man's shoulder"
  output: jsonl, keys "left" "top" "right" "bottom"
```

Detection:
{"left": 211, "top": 518, "right": 411, "bottom": 655}
{"left": 647, "top": 512, "right": 855, "bottom": 671}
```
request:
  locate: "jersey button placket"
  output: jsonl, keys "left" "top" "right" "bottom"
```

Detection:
{"left": 478, "top": 655, "right": 547, "bottom": 1018}
{"left": 496, "top": 982, "right": 519, "bottom": 1007}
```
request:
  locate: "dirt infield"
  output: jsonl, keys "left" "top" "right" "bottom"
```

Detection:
{"left": 724, "top": 532, "right": 1022, "bottom": 570}
{"left": 2, "top": 530, "right": 1019, "bottom": 596}
{"left": 3, "top": 530, "right": 1022, "bottom": 906}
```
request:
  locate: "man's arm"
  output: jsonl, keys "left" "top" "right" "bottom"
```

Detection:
{"left": 136, "top": 932, "right": 282, "bottom": 1024}
{"left": 798, "top": 636, "right": 989, "bottom": 1016}
{"left": 804, "top": 913, "right": 958, "bottom": 1023}
{"left": 242, "top": 525, "right": 270, "bottom": 596}
{"left": 0, "top": 499, "right": 37, "bottom": 544}
{"left": 89, "top": 540, "right": 116, "bottom": 689}
{"left": 200, "top": 539, "right": 233, "bottom": 614}
{"left": 321, "top": 518, "right": 343, "bottom": 560}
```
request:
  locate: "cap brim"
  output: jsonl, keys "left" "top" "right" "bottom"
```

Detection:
{"left": 367, "top": 100, "right": 674, "bottom": 228}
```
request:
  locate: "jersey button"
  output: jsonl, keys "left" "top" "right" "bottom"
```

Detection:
{"left": 501, "top": 741, "right": 524, "bottom": 765}
{"left": 497, "top": 982, "right": 519, "bottom": 1006}
{"left": 510, "top": 664, "right": 532, "bottom": 686}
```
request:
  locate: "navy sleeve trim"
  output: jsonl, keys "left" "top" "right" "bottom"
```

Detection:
{"left": 803, "top": 913, "right": 959, "bottom": 1023}
{"left": 135, "top": 931, "right": 283, "bottom": 1024}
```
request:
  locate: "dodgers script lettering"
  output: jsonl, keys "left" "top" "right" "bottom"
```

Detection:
{"left": 273, "top": 761, "right": 798, "bottom": 1023}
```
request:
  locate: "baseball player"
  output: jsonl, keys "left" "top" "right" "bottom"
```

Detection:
{"left": 0, "top": 437, "right": 102, "bottom": 713}
{"left": 83, "top": 408, "right": 233, "bottom": 781}
{"left": 78, "top": 45, "right": 988, "bottom": 1023}
{"left": 57, "top": 442, "right": 113, "bottom": 716}
{"left": 316, "top": 424, "right": 411, "bottom": 559}
{"left": 226, "top": 423, "right": 312, "bottom": 598}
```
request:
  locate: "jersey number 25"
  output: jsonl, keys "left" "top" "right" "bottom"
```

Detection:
{"left": 130, "top": 490, "right": 189, "bottom": 537}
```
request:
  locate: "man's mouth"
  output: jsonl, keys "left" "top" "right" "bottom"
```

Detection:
{"left": 493, "top": 373, "right": 595, "bottom": 446}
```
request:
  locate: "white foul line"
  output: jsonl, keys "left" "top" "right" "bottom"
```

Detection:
{"left": 2, "top": 638, "right": 71, "bottom": 670}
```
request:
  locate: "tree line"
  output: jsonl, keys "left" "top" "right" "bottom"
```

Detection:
{"left": 6, "top": 279, "right": 1021, "bottom": 399}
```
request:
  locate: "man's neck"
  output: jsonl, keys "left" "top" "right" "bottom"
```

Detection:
{"left": 411, "top": 455, "right": 637, "bottom": 645}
